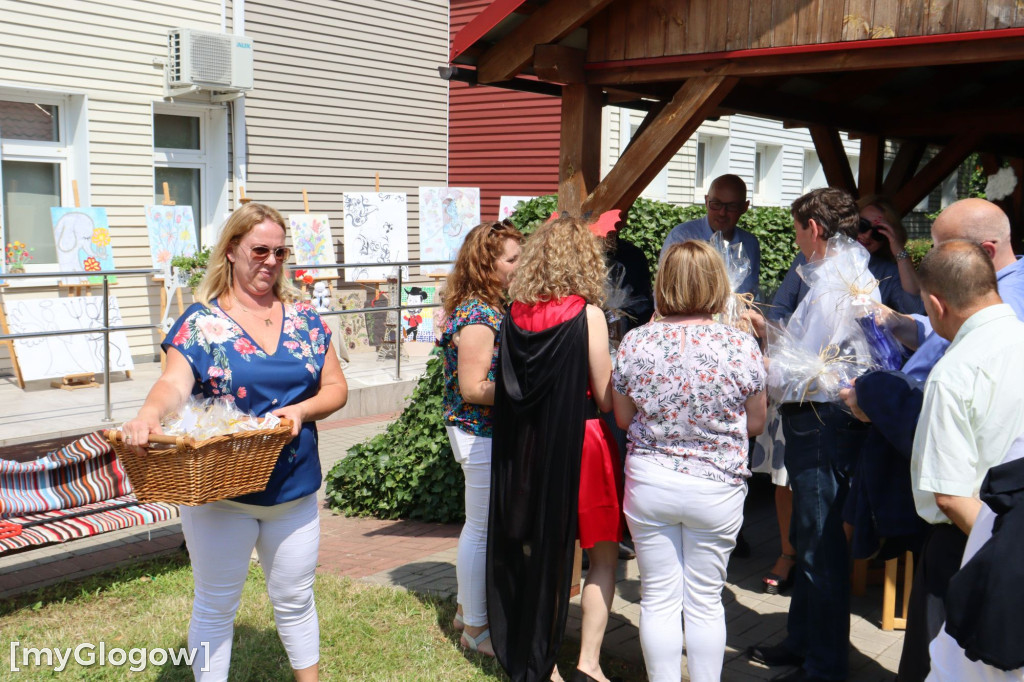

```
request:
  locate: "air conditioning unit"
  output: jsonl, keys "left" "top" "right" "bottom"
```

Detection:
{"left": 167, "top": 28, "right": 254, "bottom": 93}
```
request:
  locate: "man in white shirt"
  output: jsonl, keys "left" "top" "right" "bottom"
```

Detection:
{"left": 905, "top": 239, "right": 1024, "bottom": 681}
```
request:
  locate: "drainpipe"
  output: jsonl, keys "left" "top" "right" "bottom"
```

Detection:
{"left": 231, "top": 0, "right": 247, "bottom": 207}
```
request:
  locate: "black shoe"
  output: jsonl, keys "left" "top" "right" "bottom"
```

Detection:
{"left": 734, "top": 531, "right": 751, "bottom": 558}
{"left": 771, "top": 668, "right": 841, "bottom": 681}
{"left": 617, "top": 540, "right": 636, "bottom": 560}
{"left": 747, "top": 643, "right": 805, "bottom": 667}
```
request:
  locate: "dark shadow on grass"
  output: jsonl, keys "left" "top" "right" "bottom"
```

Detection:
{"left": 153, "top": 626, "right": 296, "bottom": 682}
{"left": 0, "top": 548, "right": 191, "bottom": 616}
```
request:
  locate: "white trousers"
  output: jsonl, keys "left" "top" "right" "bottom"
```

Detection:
{"left": 446, "top": 425, "right": 492, "bottom": 628}
{"left": 180, "top": 493, "right": 320, "bottom": 681}
{"left": 624, "top": 456, "right": 746, "bottom": 682}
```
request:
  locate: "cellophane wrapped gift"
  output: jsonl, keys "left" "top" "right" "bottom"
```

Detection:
{"left": 163, "top": 396, "right": 281, "bottom": 440}
{"left": 767, "top": 235, "right": 903, "bottom": 404}
{"left": 710, "top": 230, "right": 754, "bottom": 332}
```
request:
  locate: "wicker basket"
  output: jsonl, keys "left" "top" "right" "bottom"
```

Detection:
{"left": 106, "top": 419, "right": 293, "bottom": 506}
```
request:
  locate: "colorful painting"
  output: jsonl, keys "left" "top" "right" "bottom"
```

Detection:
{"left": 6, "top": 296, "right": 134, "bottom": 381}
{"left": 288, "top": 213, "right": 338, "bottom": 279}
{"left": 337, "top": 290, "right": 372, "bottom": 352}
{"left": 499, "top": 195, "right": 537, "bottom": 220}
{"left": 400, "top": 286, "right": 436, "bottom": 343}
{"left": 343, "top": 193, "right": 408, "bottom": 282}
{"left": 144, "top": 205, "right": 198, "bottom": 272}
{"left": 418, "top": 187, "right": 479, "bottom": 274}
{"left": 51, "top": 207, "right": 116, "bottom": 284}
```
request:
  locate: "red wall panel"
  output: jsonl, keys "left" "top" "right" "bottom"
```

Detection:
{"left": 450, "top": 1, "right": 561, "bottom": 220}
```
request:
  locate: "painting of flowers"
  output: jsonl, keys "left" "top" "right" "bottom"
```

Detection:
{"left": 144, "top": 205, "right": 198, "bottom": 272}
{"left": 288, "top": 213, "right": 337, "bottom": 279}
{"left": 51, "top": 207, "right": 117, "bottom": 284}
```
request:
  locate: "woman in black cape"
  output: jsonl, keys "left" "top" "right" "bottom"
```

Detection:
{"left": 488, "top": 216, "right": 625, "bottom": 682}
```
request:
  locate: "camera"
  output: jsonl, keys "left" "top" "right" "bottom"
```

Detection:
{"left": 858, "top": 217, "right": 887, "bottom": 243}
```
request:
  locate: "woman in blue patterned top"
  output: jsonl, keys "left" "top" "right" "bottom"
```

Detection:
{"left": 439, "top": 220, "right": 522, "bottom": 657}
{"left": 121, "top": 203, "right": 348, "bottom": 682}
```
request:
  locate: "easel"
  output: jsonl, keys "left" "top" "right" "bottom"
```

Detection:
{"left": 298, "top": 188, "right": 338, "bottom": 301}
{"left": 53, "top": 180, "right": 119, "bottom": 389}
{"left": 154, "top": 182, "right": 186, "bottom": 370}
{"left": 0, "top": 283, "right": 26, "bottom": 389}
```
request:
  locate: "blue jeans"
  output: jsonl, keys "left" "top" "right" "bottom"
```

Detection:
{"left": 780, "top": 403, "right": 867, "bottom": 681}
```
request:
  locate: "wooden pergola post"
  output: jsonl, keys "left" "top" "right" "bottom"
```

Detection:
{"left": 558, "top": 84, "right": 603, "bottom": 214}
{"left": 859, "top": 134, "right": 886, "bottom": 198}
{"left": 809, "top": 125, "right": 858, "bottom": 196}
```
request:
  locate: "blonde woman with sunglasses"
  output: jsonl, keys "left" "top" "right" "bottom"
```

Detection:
{"left": 121, "top": 203, "right": 348, "bottom": 681}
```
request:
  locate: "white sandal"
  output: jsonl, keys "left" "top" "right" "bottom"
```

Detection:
{"left": 460, "top": 628, "right": 493, "bottom": 657}
{"left": 452, "top": 612, "right": 465, "bottom": 631}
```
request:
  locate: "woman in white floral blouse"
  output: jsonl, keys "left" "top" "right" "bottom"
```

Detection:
{"left": 612, "top": 240, "right": 766, "bottom": 682}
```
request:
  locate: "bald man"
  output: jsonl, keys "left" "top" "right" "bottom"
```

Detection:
{"left": 840, "top": 199, "right": 1024, "bottom": 682}
{"left": 908, "top": 240, "right": 1024, "bottom": 682}
{"left": 659, "top": 174, "right": 762, "bottom": 296}
{"left": 900, "top": 198, "right": 1024, "bottom": 380}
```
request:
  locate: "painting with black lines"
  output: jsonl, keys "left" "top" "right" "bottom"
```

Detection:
{"left": 342, "top": 192, "right": 408, "bottom": 282}
{"left": 5, "top": 296, "right": 134, "bottom": 381}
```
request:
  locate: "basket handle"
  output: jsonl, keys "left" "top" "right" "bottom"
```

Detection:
{"left": 105, "top": 429, "right": 194, "bottom": 448}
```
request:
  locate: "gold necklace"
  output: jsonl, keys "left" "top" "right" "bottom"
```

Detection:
{"left": 235, "top": 299, "right": 275, "bottom": 327}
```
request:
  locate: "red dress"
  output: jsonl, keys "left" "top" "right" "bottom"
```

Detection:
{"left": 510, "top": 295, "right": 625, "bottom": 548}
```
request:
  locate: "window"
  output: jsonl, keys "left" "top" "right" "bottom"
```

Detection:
{"left": 0, "top": 94, "right": 84, "bottom": 267}
{"left": 619, "top": 110, "right": 668, "bottom": 200}
{"left": 753, "top": 144, "right": 782, "bottom": 205}
{"left": 152, "top": 105, "right": 228, "bottom": 248}
{"left": 695, "top": 134, "right": 728, "bottom": 199}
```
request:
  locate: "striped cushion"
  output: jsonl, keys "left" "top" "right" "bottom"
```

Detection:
{"left": 0, "top": 432, "right": 132, "bottom": 517}
{"left": 0, "top": 495, "right": 178, "bottom": 554}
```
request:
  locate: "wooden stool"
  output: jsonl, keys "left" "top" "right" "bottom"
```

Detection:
{"left": 851, "top": 552, "right": 913, "bottom": 631}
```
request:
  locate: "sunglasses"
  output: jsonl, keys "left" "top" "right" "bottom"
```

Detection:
{"left": 247, "top": 245, "right": 291, "bottom": 261}
{"left": 857, "top": 218, "right": 887, "bottom": 242}
{"left": 489, "top": 219, "right": 515, "bottom": 233}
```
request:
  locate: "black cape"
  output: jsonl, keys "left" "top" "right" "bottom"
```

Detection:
{"left": 487, "top": 308, "right": 590, "bottom": 682}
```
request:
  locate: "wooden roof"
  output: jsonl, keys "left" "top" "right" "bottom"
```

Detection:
{"left": 448, "top": 0, "right": 1024, "bottom": 222}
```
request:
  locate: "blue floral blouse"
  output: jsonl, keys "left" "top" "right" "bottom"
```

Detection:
{"left": 439, "top": 299, "right": 503, "bottom": 437}
{"left": 614, "top": 322, "right": 765, "bottom": 485}
{"left": 163, "top": 299, "right": 331, "bottom": 506}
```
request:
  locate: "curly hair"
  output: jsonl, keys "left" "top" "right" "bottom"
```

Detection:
{"left": 195, "top": 202, "right": 301, "bottom": 308}
{"left": 441, "top": 221, "right": 523, "bottom": 316}
{"left": 509, "top": 216, "right": 607, "bottom": 306}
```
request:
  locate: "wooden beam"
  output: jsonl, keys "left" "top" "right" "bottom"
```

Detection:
{"left": 809, "top": 125, "right": 858, "bottom": 195}
{"left": 582, "top": 76, "right": 738, "bottom": 214}
{"left": 621, "top": 101, "right": 668, "bottom": 156}
{"left": 586, "top": 35, "right": 1024, "bottom": 85}
{"left": 559, "top": 83, "right": 603, "bottom": 214}
{"left": 882, "top": 140, "right": 927, "bottom": 195}
{"left": 892, "top": 132, "right": 983, "bottom": 215}
{"left": 477, "top": 0, "right": 616, "bottom": 83}
{"left": 534, "top": 44, "right": 586, "bottom": 83}
{"left": 723, "top": 85, "right": 877, "bottom": 135}
{"left": 859, "top": 134, "right": 885, "bottom": 197}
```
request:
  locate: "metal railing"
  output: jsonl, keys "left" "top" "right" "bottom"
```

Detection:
{"left": 0, "top": 260, "right": 452, "bottom": 422}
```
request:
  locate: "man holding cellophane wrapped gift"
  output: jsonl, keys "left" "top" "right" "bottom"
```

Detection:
{"left": 744, "top": 188, "right": 903, "bottom": 682}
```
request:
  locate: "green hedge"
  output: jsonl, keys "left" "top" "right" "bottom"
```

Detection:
{"left": 506, "top": 196, "right": 798, "bottom": 299}
{"left": 324, "top": 353, "right": 462, "bottom": 523}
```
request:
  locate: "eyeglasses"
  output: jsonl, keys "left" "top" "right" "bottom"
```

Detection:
{"left": 248, "top": 245, "right": 291, "bottom": 261}
{"left": 707, "top": 200, "right": 746, "bottom": 213}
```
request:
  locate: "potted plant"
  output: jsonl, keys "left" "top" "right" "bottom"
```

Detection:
{"left": 170, "top": 248, "right": 211, "bottom": 292}
{"left": 5, "top": 241, "right": 33, "bottom": 273}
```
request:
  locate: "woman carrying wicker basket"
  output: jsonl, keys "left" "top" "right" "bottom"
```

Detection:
{"left": 121, "top": 202, "right": 348, "bottom": 682}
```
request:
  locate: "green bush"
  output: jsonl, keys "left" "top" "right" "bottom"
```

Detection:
{"left": 905, "top": 238, "right": 933, "bottom": 268}
{"left": 324, "top": 352, "right": 463, "bottom": 523}
{"left": 506, "top": 196, "right": 797, "bottom": 298}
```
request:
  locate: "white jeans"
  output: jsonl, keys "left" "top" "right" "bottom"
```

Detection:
{"left": 446, "top": 425, "right": 492, "bottom": 628}
{"left": 624, "top": 456, "right": 746, "bottom": 682}
{"left": 180, "top": 493, "right": 320, "bottom": 681}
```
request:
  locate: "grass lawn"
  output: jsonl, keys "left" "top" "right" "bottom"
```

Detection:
{"left": 1, "top": 550, "right": 644, "bottom": 681}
